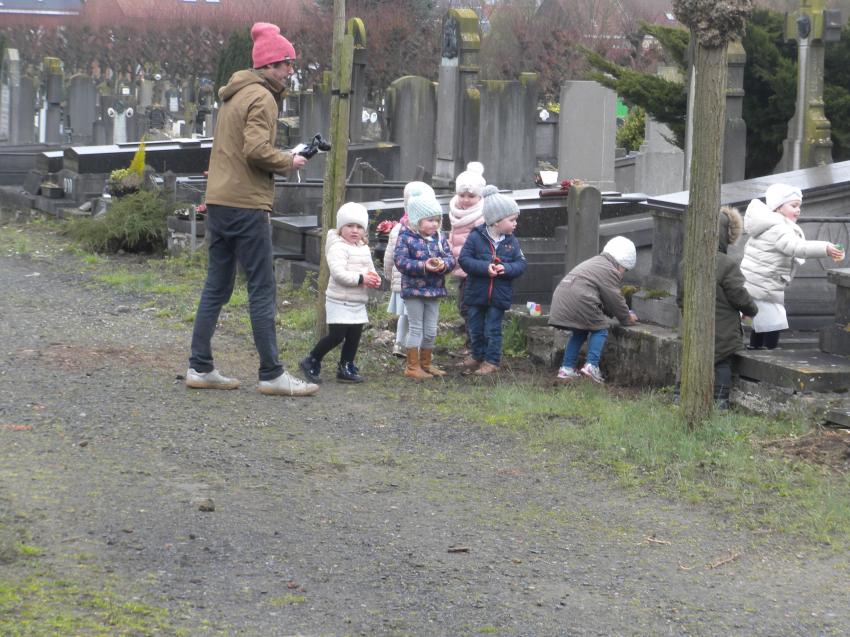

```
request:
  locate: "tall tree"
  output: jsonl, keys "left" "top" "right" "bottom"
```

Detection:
{"left": 674, "top": 0, "right": 752, "bottom": 428}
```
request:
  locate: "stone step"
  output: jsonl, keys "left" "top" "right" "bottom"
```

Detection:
{"left": 734, "top": 348, "right": 850, "bottom": 392}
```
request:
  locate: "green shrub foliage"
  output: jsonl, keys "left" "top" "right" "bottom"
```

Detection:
{"left": 67, "top": 190, "right": 170, "bottom": 254}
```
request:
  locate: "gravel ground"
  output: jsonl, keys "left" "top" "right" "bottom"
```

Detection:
{"left": 1, "top": 241, "right": 849, "bottom": 636}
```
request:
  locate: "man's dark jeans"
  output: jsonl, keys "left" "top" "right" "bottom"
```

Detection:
{"left": 189, "top": 205, "right": 284, "bottom": 381}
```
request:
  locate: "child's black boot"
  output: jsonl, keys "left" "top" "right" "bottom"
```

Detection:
{"left": 337, "top": 361, "right": 364, "bottom": 383}
{"left": 299, "top": 354, "right": 322, "bottom": 384}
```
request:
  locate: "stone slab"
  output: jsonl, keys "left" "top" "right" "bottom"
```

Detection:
{"left": 734, "top": 348, "right": 850, "bottom": 392}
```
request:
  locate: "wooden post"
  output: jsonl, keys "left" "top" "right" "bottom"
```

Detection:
{"left": 315, "top": 0, "right": 353, "bottom": 337}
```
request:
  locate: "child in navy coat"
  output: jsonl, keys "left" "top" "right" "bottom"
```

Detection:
{"left": 458, "top": 185, "right": 527, "bottom": 375}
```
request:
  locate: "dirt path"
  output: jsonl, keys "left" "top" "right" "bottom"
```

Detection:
{"left": 1, "top": 247, "right": 849, "bottom": 636}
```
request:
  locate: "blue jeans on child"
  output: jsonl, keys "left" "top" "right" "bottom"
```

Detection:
{"left": 189, "top": 205, "right": 284, "bottom": 381}
{"left": 561, "top": 328, "right": 608, "bottom": 369}
{"left": 467, "top": 305, "right": 505, "bottom": 365}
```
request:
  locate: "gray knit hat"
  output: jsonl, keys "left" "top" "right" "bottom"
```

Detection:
{"left": 482, "top": 185, "right": 520, "bottom": 226}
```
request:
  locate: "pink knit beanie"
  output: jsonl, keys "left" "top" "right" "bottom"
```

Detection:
{"left": 251, "top": 23, "right": 296, "bottom": 69}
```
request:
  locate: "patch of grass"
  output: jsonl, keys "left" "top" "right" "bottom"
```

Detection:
{"left": 502, "top": 314, "right": 527, "bottom": 356}
{"left": 0, "top": 576, "right": 184, "bottom": 636}
{"left": 14, "top": 543, "right": 42, "bottom": 557}
{"left": 268, "top": 594, "right": 307, "bottom": 606}
{"left": 434, "top": 381, "right": 850, "bottom": 546}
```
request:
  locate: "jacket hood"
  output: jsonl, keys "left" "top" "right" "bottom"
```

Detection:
{"left": 744, "top": 197, "right": 786, "bottom": 237}
{"left": 718, "top": 206, "right": 743, "bottom": 253}
{"left": 218, "top": 69, "right": 284, "bottom": 102}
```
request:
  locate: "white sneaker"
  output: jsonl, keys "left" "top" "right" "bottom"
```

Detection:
{"left": 185, "top": 368, "right": 240, "bottom": 390}
{"left": 258, "top": 371, "right": 320, "bottom": 396}
{"left": 580, "top": 363, "right": 605, "bottom": 384}
{"left": 392, "top": 342, "right": 406, "bottom": 358}
{"left": 557, "top": 366, "right": 580, "bottom": 380}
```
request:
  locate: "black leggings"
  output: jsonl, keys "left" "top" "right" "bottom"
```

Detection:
{"left": 311, "top": 323, "right": 363, "bottom": 364}
{"left": 749, "top": 330, "right": 780, "bottom": 349}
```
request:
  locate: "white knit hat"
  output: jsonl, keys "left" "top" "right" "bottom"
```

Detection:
{"left": 455, "top": 161, "right": 486, "bottom": 196}
{"left": 336, "top": 202, "right": 369, "bottom": 231}
{"left": 403, "top": 181, "right": 435, "bottom": 209}
{"left": 406, "top": 195, "right": 443, "bottom": 228}
{"left": 765, "top": 183, "right": 802, "bottom": 211}
{"left": 602, "top": 236, "right": 636, "bottom": 270}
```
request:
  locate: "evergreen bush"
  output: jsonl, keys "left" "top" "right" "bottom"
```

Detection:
{"left": 66, "top": 190, "right": 171, "bottom": 254}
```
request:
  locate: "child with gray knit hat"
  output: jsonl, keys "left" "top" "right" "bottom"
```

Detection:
{"left": 458, "top": 185, "right": 527, "bottom": 375}
{"left": 393, "top": 194, "right": 455, "bottom": 379}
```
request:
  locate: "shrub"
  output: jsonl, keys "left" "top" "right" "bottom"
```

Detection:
{"left": 66, "top": 190, "right": 170, "bottom": 254}
{"left": 616, "top": 105, "right": 646, "bottom": 153}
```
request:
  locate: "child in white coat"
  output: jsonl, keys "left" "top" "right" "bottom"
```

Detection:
{"left": 300, "top": 202, "right": 381, "bottom": 383}
{"left": 740, "top": 183, "right": 843, "bottom": 349}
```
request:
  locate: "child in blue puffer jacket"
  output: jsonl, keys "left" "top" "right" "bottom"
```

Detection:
{"left": 458, "top": 185, "right": 527, "bottom": 375}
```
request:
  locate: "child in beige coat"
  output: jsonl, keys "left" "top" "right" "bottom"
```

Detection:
{"left": 300, "top": 202, "right": 381, "bottom": 383}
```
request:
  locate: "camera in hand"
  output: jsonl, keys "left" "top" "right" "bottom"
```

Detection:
{"left": 294, "top": 133, "right": 332, "bottom": 159}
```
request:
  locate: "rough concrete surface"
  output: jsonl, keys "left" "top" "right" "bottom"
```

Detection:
{"left": 1, "top": 246, "right": 849, "bottom": 636}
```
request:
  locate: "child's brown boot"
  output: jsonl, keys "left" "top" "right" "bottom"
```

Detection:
{"left": 419, "top": 349, "right": 446, "bottom": 377}
{"left": 405, "top": 348, "right": 433, "bottom": 380}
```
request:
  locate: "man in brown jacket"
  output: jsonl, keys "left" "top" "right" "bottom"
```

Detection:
{"left": 186, "top": 22, "right": 318, "bottom": 397}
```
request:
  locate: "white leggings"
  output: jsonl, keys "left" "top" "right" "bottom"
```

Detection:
{"left": 404, "top": 297, "right": 440, "bottom": 349}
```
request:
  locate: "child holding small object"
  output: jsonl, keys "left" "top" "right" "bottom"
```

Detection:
{"left": 394, "top": 195, "right": 455, "bottom": 380}
{"left": 548, "top": 236, "right": 638, "bottom": 383}
{"left": 299, "top": 202, "right": 381, "bottom": 384}
{"left": 383, "top": 182, "right": 435, "bottom": 357}
{"left": 458, "top": 185, "right": 527, "bottom": 375}
{"left": 740, "top": 183, "right": 843, "bottom": 350}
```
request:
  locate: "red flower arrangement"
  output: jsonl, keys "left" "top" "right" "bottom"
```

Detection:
{"left": 375, "top": 219, "right": 398, "bottom": 235}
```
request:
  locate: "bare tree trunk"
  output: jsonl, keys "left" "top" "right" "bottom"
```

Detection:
{"left": 315, "top": 0, "right": 352, "bottom": 338}
{"left": 680, "top": 41, "right": 727, "bottom": 428}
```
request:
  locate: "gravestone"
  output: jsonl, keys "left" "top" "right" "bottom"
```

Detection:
{"left": 298, "top": 72, "right": 332, "bottom": 181}
{"left": 138, "top": 79, "right": 154, "bottom": 109}
{"left": 107, "top": 99, "right": 134, "bottom": 145}
{"left": 477, "top": 74, "right": 538, "bottom": 190}
{"left": 433, "top": 8, "right": 481, "bottom": 188}
{"left": 347, "top": 18, "right": 368, "bottom": 144}
{"left": 776, "top": 0, "right": 842, "bottom": 171}
{"left": 565, "top": 184, "right": 602, "bottom": 272}
{"left": 558, "top": 81, "right": 616, "bottom": 191}
{"left": 386, "top": 75, "right": 436, "bottom": 181}
{"left": 0, "top": 48, "right": 35, "bottom": 144}
{"left": 634, "top": 118, "right": 684, "bottom": 196}
{"left": 820, "top": 268, "right": 850, "bottom": 354}
{"left": 42, "top": 57, "right": 63, "bottom": 145}
{"left": 68, "top": 74, "right": 97, "bottom": 144}
{"left": 724, "top": 40, "right": 747, "bottom": 183}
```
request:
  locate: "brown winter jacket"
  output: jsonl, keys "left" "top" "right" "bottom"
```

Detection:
{"left": 205, "top": 69, "right": 294, "bottom": 211}
{"left": 676, "top": 207, "right": 759, "bottom": 362}
{"left": 548, "top": 253, "right": 631, "bottom": 331}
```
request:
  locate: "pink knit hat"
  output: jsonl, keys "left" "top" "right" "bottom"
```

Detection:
{"left": 251, "top": 22, "right": 296, "bottom": 69}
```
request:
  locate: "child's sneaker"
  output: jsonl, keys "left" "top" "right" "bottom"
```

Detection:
{"left": 557, "top": 366, "right": 580, "bottom": 380}
{"left": 580, "top": 363, "right": 604, "bottom": 384}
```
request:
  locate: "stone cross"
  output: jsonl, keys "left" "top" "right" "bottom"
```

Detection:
{"left": 776, "top": 0, "right": 843, "bottom": 171}
{"left": 433, "top": 8, "right": 481, "bottom": 189}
